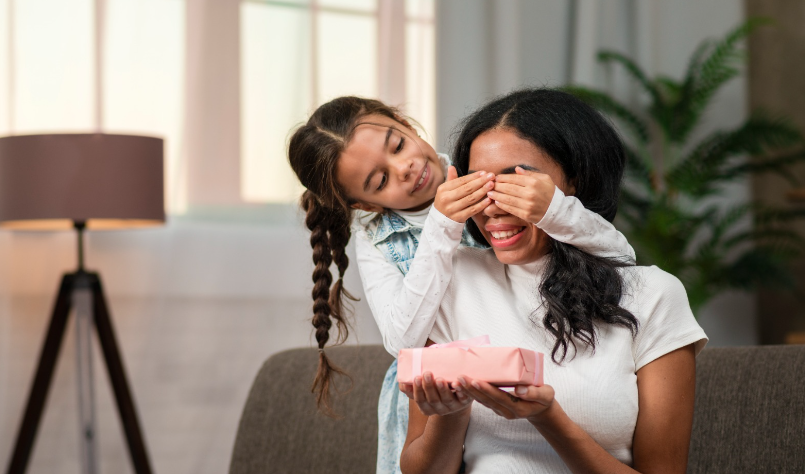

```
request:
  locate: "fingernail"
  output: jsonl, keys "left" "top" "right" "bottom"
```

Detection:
{"left": 471, "top": 381, "right": 481, "bottom": 389}
{"left": 485, "top": 181, "right": 494, "bottom": 188}
{"left": 424, "top": 373, "right": 432, "bottom": 383}
{"left": 515, "top": 386, "right": 527, "bottom": 396}
{"left": 414, "top": 376, "right": 421, "bottom": 386}
{"left": 454, "top": 384, "right": 463, "bottom": 392}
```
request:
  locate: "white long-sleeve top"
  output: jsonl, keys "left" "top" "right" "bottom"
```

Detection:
{"left": 354, "top": 186, "right": 636, "bottom": 357}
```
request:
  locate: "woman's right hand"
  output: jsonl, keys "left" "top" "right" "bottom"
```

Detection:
{"left": 400, "top": 372, "right": 472, "bottom": 416}
{"left": 434, "top": 166, "right": 495, "bottom": 223}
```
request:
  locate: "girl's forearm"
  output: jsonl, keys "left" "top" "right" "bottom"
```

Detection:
{"left": 536, "top": 187, "right": 635, "bottom": 261}
{"left": 529, "top": 403, "right": 640, "bottom": 474}
{"left": 356, "top": 208, "right": 464, "bottom": 355}
{"left": 401, "top": 410, "right": 471, "bottom": 474}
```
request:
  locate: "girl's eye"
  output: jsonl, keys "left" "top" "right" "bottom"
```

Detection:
{"left": 377, "top": 173, "right": 387, "bottom": 191}
{"left": 395, "top": 136, "right": 405, "bottom": 153}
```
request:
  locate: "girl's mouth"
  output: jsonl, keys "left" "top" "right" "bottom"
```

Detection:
{"left": 413, "top": 164, "right": 429, "bottom": 192}
{"left": 488, "top": 226, "right": 526, "bottom": 247}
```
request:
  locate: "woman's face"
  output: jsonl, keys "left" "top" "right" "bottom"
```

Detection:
{"left": 336, "top": 114, "right": 444, "bottom": 213}
{"left": 469, "top": 128, "right": 573, "bottom": 266}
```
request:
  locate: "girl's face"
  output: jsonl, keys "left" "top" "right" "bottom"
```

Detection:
{"left": 336, "top": 114, "right": 444, "bottom": 213}
{"left": 469, "top": 128, "right": 573, "bottom": 266}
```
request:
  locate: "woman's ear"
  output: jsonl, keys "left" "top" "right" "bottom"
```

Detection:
{"left": 350, "top": 201, "right": 384, "bottom": 213}
{"left": 565, "top": 178, "right": 577, "bottom": 196}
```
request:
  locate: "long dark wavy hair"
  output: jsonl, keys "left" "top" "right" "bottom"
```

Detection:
{"left": 452, "top": 88, "right": 639, "bottom": 363}
{"left": 288, "top": 96, "right": 410, "bottom": 415}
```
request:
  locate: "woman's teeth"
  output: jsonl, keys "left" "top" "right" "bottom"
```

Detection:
{"left": 490, "top": 228, "right": 525, "bottom": 240}
{"left": 416, "top": 168, "right": 428, "bottom": 189}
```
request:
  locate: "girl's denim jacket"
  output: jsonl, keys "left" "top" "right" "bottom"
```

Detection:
{"left": 364, "top": 209, "right": 485, "bottom": 275}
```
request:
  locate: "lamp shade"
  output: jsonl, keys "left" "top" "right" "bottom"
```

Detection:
{"left": 0, "top": 133, "right": 165, "bottom": 230}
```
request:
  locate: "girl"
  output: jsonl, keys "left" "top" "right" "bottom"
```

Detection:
{"left": 287, "top": 96, "right": 635, "bottom": 473}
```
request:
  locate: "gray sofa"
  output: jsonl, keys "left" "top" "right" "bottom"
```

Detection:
{"left": 229, "top": 345, "right": 805, "bottom": 474}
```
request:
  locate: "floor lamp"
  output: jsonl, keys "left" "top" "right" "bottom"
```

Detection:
{"left": 0, "top": 133, "right": 164, "bottom": 474}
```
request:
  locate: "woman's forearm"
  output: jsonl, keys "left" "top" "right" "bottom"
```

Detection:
{"left": 529, "top": 403, "right": 639, "bottom": 474}
{"left": 401, "top": 409, "right": 471, "bottom": 474}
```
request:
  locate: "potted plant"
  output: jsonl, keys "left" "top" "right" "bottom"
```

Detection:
{"left": 565, "top": 18, "right": 805, "bottom": 313}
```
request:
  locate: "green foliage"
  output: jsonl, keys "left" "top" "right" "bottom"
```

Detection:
{"left": 565, "top": 18, "right": 805, "bottom": 313}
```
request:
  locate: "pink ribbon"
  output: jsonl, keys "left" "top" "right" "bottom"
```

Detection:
{"left": 411, "top": 335, "right": 491, "bottom": 379}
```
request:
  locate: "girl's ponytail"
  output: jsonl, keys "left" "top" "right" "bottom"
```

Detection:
{"left": 289, "top": 96, "right": 407, "bottom": 415}
{"left": 301, "top": 190, "right": 355, "bottom": 415}
{"left": 328, "top": 208, "right": 357, "bottom": 339}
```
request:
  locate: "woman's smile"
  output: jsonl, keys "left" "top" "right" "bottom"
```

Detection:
{"left": 486, "top": 223, "right": 526, "bottom": 247}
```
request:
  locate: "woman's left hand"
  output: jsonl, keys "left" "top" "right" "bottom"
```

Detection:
{"left": 457, "top": 376, "right": 555, "bottom": 423}
{"left": 486, "top": 167, "right": 555, "bottom": 224}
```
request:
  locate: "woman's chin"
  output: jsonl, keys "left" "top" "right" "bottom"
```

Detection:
{"left": 492, "top": 250, "right": 533, "bottom": 266}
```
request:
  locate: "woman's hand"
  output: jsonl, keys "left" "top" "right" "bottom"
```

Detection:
{"left": 399, "top": 372, "right": 472, "bottom": 417}
{"left": 458, "top": 376, "right": 555, "bottom": 423}
{"left": 486, "top": 167, "right": 555, "bottom": 224}
{"left": 434, "top": 166, "right": 494, "bottom": 223}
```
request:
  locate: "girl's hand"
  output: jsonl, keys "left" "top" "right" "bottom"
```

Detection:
{"left": 399, "top": 372, "right": 472, "bottom": 416}
{"left": 486, "top": 167, "right": 555, "bottom": 224}
{"left": 434, "top": 166, "right": 495, "bottom": 223}
{"left": 458, "top": 376, "right": 555, "bottom": 423}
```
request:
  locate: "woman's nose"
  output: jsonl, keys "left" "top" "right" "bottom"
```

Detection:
{"left": 483, "top": 200, "right": 506, "bottom": 217}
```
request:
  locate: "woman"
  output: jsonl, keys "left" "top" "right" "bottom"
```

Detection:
{"left": 399, "top": 89, "right": 707, "bottom": 473}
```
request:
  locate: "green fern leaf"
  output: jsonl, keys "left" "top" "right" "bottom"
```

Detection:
{"left": 562, "top": 86, "right": 650, "bottom": 144}
{"left": 672, "top": 18, "right": 773, "bottom": 143}
{"left": 668, "top": 113, "right": 802, "bottom": 196}
{"left": 720, "top": 150, "right": 805, "bottom": 185}
{"left": 598, "top": 50, "right": 663, "bottom": 107}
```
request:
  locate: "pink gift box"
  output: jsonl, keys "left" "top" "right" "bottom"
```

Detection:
{"left": 397, "top": 336, "right": 544, "bottom": 387}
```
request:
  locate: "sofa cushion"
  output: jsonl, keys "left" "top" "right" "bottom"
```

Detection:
{"left": 229, "top": 345, "right": 394, "bottom": 474}
{"left": 688, "top": 345, "right": 805, "bottom": 473}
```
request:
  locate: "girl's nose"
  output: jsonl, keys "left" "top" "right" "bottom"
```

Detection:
{"left": 393, "top": 157, "right": 414, "bottom": 181}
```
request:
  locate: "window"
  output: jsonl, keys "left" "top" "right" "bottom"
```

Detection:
{"left": 240, "top": 0, "right": 435, "bottom": 203}
{"left": 0, "top": 0, "right": 185, "bottom": 211}
{"left": 0, "top": 0, "right": 434, "bottom": 213}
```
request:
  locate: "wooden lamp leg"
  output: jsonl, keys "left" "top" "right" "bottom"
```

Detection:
{"left": 90, "top": 273, "right": 153, "bottom": 474}
{"left": 6, "top": 274, "right": 75, "bottom": 474}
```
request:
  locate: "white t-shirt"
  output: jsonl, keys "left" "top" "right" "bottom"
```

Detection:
{"left": 428, "top": 249, "right": 708, "bottom": 473}
{"left": 355, "top": 187, "right": 636, "bottom": 357}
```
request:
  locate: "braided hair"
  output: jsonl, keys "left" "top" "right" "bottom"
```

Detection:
{"left": 452, "top": 88, "right": 639, "bottom": 363}
{"left": 288, "top": 96, "right": 408, "bottom": 414}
